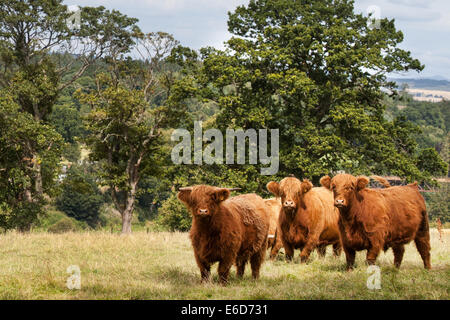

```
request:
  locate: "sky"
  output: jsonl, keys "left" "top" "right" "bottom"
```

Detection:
{"left": 64, "top": 0, "right": 450, "bottom": 80}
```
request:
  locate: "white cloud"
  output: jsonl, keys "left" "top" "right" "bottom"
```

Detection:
{"left": 386, "top": 0, "right": 435, "bottom": 9}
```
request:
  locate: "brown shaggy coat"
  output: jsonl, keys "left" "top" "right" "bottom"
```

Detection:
{"left": 267, "top": 177, "right": 341, "bottom": 262}
{"left": 264, "top": 198, "right": 283, "bottom": 259}
{"left": 320, "top": 174, "right": 431, "bottom": 270}
{"left": 178, "top": 185, "right": 270, "bottom": 284}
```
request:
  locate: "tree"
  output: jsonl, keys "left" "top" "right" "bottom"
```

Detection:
{"left": 0, "top": 0, "right": 139, "bottom": 197}
{"left": 56, "top": 166, "right": 104, "bottom": 228}
{"left": 424, "top": 183, "right": 450, "bottom": 223}
{"left": 78, "top": 32, "right": 187, "bottom": 233}
{"left": 49, "top": 104, "right": 86, "bottom": 144}
{"left": 416, "top": 148, "right": 447, "bottom": 177}
{"left": 0, "top": 92, "right": 63, "bottom": 231}
{"left": 176, "top": 0, "right": 436, "bottom": 186}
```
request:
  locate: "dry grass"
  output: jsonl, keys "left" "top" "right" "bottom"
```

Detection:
{"left": 0, "top": 229, "right": 448, "bottom": 300}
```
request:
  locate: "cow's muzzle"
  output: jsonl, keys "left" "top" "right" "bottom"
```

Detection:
{"left": 283, "top": 203, "right": 296, "bottom": 215}
{"left": 334, "top": 199, "right": 345, "bottom": 208}
{"left": 196, "top": 208, "right": 209, "bottom": 216}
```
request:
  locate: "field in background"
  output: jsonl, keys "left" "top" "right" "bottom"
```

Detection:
{"left": 0, "top": 229, "right": 448, "bottom": 300}
{"left": 406, "top": 88, "right": 450, "bottom": 102}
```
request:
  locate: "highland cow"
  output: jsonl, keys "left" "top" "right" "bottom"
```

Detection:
{"left": 264, "top": 198, "right": 283, "bottom": 259}
{"left": 320, "top": 173, "right": 431, "bottom": 270}
{"left": 177, "top": 185, "right": 271, "bottom": 284}
{"left": 266, "top": 177, "right": 341, "bottom": 263}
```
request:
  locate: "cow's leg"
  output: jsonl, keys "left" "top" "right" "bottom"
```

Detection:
{"left": 333, "top": 242, "right": 342, "bottom": 257}
{"left": 392, "top": 244, "right": 405, "bottom": 268}
{"left": 283, "top": 240, "right": 295, "bottom": 262}
{"left": 267, "top": 238, "right": 274, "bottom": 251}
{"left": 250, "top": 248, "right": 265, "bottom": 279}
{"left": 415, "top": 235, "right": 431, "bottom": 270}
{"left": 269, "top": 237, "right": 283, "bottom": 259}
{"left": 194, "top": 253, "right": 211, "bottom": 283}
{"left": 415, "top": 213, "right": 431, "bottom": 270}
{"left": 415, "top": 237, "right": 431, "bottom": 270}
{"left": 317, "top": 244, "right": 327, "bottom": 257}
{"left": 218, "top": 257, "right": 234, "bottom": 285}
{"left": 236, "top": 257, "right": 246, "bottom": 278}
{"left": 343, "top": 246, "right": 356, "bottom": 271}
{"left": 366, "top": 239, "right": 383, "bottom": 266}
{"left": 300, "top": 234, "right": 320, "bottom": 263}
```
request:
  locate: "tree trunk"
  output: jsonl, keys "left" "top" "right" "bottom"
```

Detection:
{"left": 120, "top": 182, "right": 138, "bottom": 234}
{"left": 33, "top": 155, "right": 43, "bottom": 196}
{"left": 121, "top": 206, "right": 133, "bottom": 234}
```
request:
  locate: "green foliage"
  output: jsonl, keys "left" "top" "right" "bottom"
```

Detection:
{"left": 78, "top": 79, "right": 169, "bottom": 222}
{"left": 0, "top": 0, "right": 139, "bottom": 231}
{"left": 416, "top": 148, "right": 447, "bottom": 177}
{"left": 56, "top": 166, "right": 104, "bottom": 228}
{"left": 0, "top": 93, "right": 63, "bottom": 230}
{"left": 48, "top": 217, "right": 80, "bottom": 233}
{"left": 61, "top": 143, "right": 81, "bottom": 163}
{"left": 385, "top": 97, "right": 449, "bottom": 179}
{"left": 0, "top": 201, "right": 42, "bottom": 232}
{"left": 424, "top": 183, "right": 450, "bottom": 223}
{"left": 172, "top": 0, "right": 433, "bottom": 185}
{"left": 49, "top": 104, "right": 86, "bottom": 143}
{"left": 77, "top": 31, "right": 188, "bottom": 233}
{"left": 387, "top": 99, "right": 449, "bottom": 167}
{"left": 97, "top": 204, "right": 122, "bottom": 229}
{"left": 37, "top": 208, "right": 70, "bottom": 230}
{"left": 37, "top": 208, "right": 88, "bottom": 232}
{"left": 135, "top": 176, "right": 172, "bottom": 221}
{"left": 156, "top": 193, "right": 191, "bottom": 231}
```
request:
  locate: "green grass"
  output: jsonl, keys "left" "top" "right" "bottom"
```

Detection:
{"left": 0, "top": 229, "right": 448, "bottom": 299}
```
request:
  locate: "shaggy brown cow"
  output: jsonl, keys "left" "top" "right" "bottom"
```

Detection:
{"left": 320, "top": 173, "right": 431, "bottom": 270}
{"left": 266, "top": 177, "right": 341, "bottom": 262}
{"left": 178, "top": 185, "right": 270, "bottom": 284}
{"left": 264, "top": 198, "right": 283, "bottom": 259}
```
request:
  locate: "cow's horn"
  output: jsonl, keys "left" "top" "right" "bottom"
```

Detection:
{"left": 178, "top": 187, "right": 193, "bottom": 191}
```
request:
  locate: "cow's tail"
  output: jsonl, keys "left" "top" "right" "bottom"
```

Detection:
{"left": 418, "top": 209, "right": 430, "bottom": 234}
{"left": 370, "top": 175, "right": 391, "bottom": 188}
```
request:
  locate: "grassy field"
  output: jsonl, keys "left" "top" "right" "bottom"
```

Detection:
{"left": 0, "top": 229, "right": 448, "bottom": 300}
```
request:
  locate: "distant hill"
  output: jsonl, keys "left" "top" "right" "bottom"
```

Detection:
{"left": 390, "top": 78, "right": 450, "bottom": 91}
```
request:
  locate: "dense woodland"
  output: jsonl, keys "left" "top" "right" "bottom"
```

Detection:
{"left": 0, "top": 0, "right": 448, "bottom": 234}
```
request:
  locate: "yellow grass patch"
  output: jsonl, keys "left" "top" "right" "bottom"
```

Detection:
{"left": 0, "top": 229, "right": 448, "bottom": 299}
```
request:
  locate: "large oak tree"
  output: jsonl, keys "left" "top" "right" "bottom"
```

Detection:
{"left": 182, "top": 0, "right": 440, "bottom": 185}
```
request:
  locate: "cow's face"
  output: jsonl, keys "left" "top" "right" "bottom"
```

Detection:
{"left": 320, "top": 174, "right": 369, "bottom": 209}
{"left": 267, "top": 177, "right": 313, "bottom": 215}
{"left": 178, "top": 185, "right": 230, "bottom": 218}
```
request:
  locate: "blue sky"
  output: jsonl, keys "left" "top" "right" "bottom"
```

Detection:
{"left": 64, "top": 0, "right": 450, "bottom": 80}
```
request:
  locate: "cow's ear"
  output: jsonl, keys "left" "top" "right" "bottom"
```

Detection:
{"left": 320, "top": 175, "right": 331, "bottom": 189}
{"left": 212, "top": 188, "right": 230, "bottom": 203}
{"left": 298, "top": 180, "right": 312, "bottom": 210}
{"left": 177, "top": 190, "right": 192, "bottom": 204}
{"left": 356, "top": 176, "right": 369, "bottom": 191}
{"left": 301, "top": 179, "right": 313, "bottom": 194}
{"left": 266, "top": 181, "right": 280, "bottom": 197}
